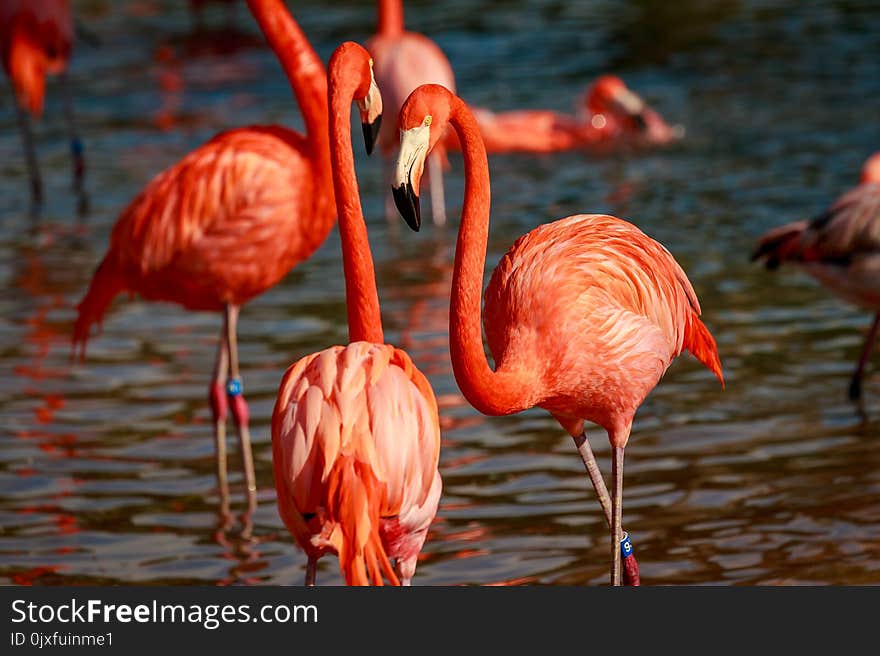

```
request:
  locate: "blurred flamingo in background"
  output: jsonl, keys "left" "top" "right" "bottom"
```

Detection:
{"left": 272, "top": 42, "right": 441, "bottom": 586}
{"left": 392, "top": 84, "right": 723, "bottom": 585}
{"left": 0, "top": 0, "right": 86, "bottom": 213}
{"left": 444, "top": 75, "right": 680, "bottom": 155}
{"left": 73, "top": 0, "right": 334, "bottom": 529}
{"left": 366, "top": 0, "right": 455, "bottom": 226}
{"left": 753, "top": 152, "right": 880, "bottom": 401}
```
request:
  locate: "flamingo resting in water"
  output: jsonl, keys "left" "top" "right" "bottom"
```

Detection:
{"left": 73, "top": 0, "right": 335, "bottom": 528}
{"left": 392, "top": 84, "right": 723, "bottom": 585}
{"left": 753, "top": 152, "right": 880, "bottom": 401}
{"left": 272, "top": 42, "right": 441, "bottom": 586}
{"left": 443, "top": 75, "right": 681, "bottom": 156}
{"left": 366, "top": 0, "right": 455, "bottom": 226}
{"left": 0, "top": 0, "right": 86, "bottom": 213}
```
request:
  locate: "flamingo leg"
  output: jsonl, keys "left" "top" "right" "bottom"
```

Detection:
{"left": 849, "top": 312, "right": 879, "bottom": 401}
{"left": 225, "top": 304, "right": 258, "bottom": 530}
{"left": 14, "top": 102, "right": 42, "bottom": 216}
{"left": 611, "top": 446, "right": 624, "bottom": 586}
{"left": 573, "top": 432, "right": 640, "bottom": 585}
{"left": 60, "top": 72, "right": 88, "bottom": 216}
{"left": 304, "top": 557, "right": 317, "bottom": 586}
{"left": 427, "top": 151, "right": 446, "bottom": 226}
{"left": 209, "top": 325, "right": 231, "bottom": 522}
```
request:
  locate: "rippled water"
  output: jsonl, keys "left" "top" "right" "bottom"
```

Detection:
{"left": 2, "top": 0, "right": 879, "bottom": 586}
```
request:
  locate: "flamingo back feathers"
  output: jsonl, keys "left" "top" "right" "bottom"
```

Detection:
{"left": 484, "top": 214, "right": 723, "bottom": 424}
{"left": 272, "top": 342, "right": 441, "bottom": 585}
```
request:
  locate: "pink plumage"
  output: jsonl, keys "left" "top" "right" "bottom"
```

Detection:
{"left": 272, "top": 343, "right": 441, "bottom": 586}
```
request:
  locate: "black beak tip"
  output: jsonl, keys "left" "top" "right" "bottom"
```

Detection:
{"left": 392, "top": 183, "right": 421, "bottom": 232}
{"left": 634, "top": 111, "right": 647, "bottom": 131}
{"left": 362, "top": 114, "right": 382, "bottom": 156}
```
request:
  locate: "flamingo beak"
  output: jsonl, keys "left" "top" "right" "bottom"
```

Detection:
{"left": 392, "top": 124, "right": 430, "bottom": 232}
{"left": 362, "top": 114, "right": 382, "bottom": 156}
{"left": 357, "top": 72, "right": 383, "bottom": 155}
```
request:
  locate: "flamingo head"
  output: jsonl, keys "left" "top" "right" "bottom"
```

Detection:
{"left": 331, "top": 42, "right": 383, "bottom": 155}
{"left": 392, "top": 84, "right": 453, "bottom": 231}
{"left": 584, "top": 75, "right": 682, "bottom": 144}
{"left": 860, "top": 152, "right": 880, "bottom": 184}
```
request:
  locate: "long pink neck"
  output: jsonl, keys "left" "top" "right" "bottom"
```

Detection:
{"left": 377, "top": 0, "right": 404, "bottom": 37}
{"left": 448, "top": 96, "right": 532, "bottom": 416}
{"left": 328, "top": 52, "right": 383, "bottom": 344}
{"left": 246, "top": 0, "right": 330, "bottom": 190}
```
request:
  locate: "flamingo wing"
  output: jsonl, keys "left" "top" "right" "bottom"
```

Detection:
{"left": 104, "top": 125, "right": 324, "bottom": 309}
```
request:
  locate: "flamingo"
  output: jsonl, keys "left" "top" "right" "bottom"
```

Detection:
{"left": 0, "top": 0, "right": 85, "bottom": 213}
{"left": 365, "top": 0, "right": 455, "bottom": 226}
{"left": 752, "top": 152, "right": 880, "bottom": 401}
{"left": 73, "top": 0, "right": 334, "bottom": 527}
{"left": 443, "top": 75, "right": 680, "bottom": 155}
{"left": 392, "top": 84, "right": 723, "bottom": 585}
{"left": 271, "top": 42, "right": 441, "bottom": 586}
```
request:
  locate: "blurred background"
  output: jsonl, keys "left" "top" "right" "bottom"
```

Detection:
{"left": 0, "top": 0, "right": 879, "bottom": 585}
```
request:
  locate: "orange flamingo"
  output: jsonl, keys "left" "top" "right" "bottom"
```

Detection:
{"left": 366, "top": 0, "right": 455, "bottom": 225}
{"left": 73, "top": 0, "right": 333, "bottom": 526}
{"left": 0, "top": 0, "right": 85, "bottom": 212}
{"left": 444, "top": 75, "right": 680, "bottom": 155}
{"left": 753, "top": 152, "right": 880, "bottom": 401}
{"left": 392, "top": 84, "right": 723, "bottom": 585}
{"left": 271, "top": 42, "right": 441, "bottom": 586}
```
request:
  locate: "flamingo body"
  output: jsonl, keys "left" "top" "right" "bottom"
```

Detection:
{"left": 272, "top": 342, "right": 441, "bottom": 585}
{"left": 74, "top": 125, "right": 332, "bottom": 333}
{"left": 484, "top": 214, "right": 723, "bottom": 445}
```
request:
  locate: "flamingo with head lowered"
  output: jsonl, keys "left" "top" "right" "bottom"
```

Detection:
{"left": 73, "top": 0, "right": 334, "bottom": 529}
{"left": 392, "top": 84, "right": 723, "bottom": 585}
{"left": 753, "top": 152, "right": 880, "bottom": 401}
{"left": 366, "top": 0, "right": 455, "bottom": 226}
{"left": 443, "top": 75, "right": 680, "bottom": 156}
{"left": 271, "top": 42, "right": 442, "bottom": 586}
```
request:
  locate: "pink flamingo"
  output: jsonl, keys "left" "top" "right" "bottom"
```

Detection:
{"left": 444, "top": 75, "right": 680, "bottom": 155}
{"left": 0, "top": 0, "right": 85, "bottom": 212}
{"left": 366, "top": 0, "right": 455, "bottom": 225}
{"left": 73, "top": 0, "right": 334, "bottom": 526}
{"left": 392, "top": 84, "right": 723, "bottom": 585}
{"left": 272, "top": 42, "right": 441, "bottom": 586}
{"left": 753, "top": 152, "right": 880, "bottom": 401}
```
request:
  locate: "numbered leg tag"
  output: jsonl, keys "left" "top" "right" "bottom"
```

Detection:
{"left": 226, "top": 377, "right": 243, "bottom": 397}
{"left": 620, "top": 532, "right": 634, "bottom": 559}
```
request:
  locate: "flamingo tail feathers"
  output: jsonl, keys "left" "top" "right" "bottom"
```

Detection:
{"left": 73, "top": 254, "right": 125, "bottom": 360}
{"left": 685, "top": 314, "right": 724, "bottom": 388}
{"left": 327, "top": 455, "right": 399, "bottom": 586}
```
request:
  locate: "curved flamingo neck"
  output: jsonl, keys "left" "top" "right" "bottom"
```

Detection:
{"left": 377, "top": 0, "right": 404, "bottom": 38}
{"left": 329, "top": 48, "right": 383, "bottom": 344}
{"left": 448, "top": 95, "right": 532, "bottom": 416}
{"left": 246, "top": 0, "right": 330, "bottom": 187}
